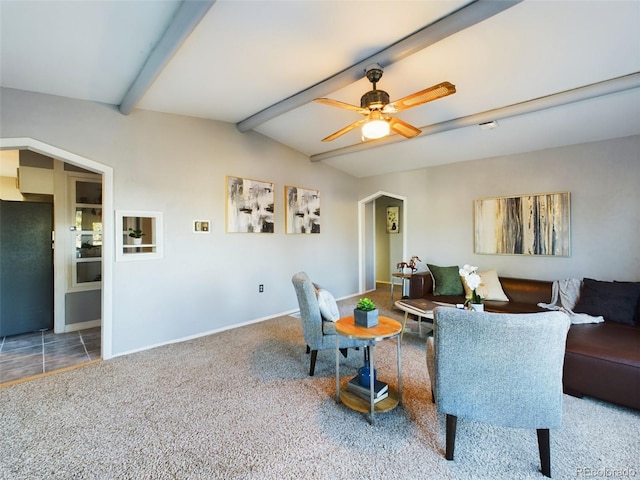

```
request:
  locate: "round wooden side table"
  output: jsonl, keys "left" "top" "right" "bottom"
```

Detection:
{"left": 334, "top": 315, "right": 402, "bottom": 425}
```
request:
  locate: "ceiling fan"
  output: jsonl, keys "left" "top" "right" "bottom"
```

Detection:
{"left": 315, "top": 64, "right": 456, "bottom": 142}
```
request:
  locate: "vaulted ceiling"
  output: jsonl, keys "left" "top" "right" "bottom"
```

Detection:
{"left": 1, "top": 0, "right": 639, "bottom": 178}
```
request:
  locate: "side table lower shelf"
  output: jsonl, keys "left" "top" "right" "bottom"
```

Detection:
{"left": 338, "top": 386, "right": 399, "bottom": 414}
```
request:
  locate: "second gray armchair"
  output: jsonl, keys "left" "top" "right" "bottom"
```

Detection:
{"left": 426, "top": 307, "right": 570, "bottom": 478}
{"left": 291, "top": 272, "right": 366, "bottom": 376}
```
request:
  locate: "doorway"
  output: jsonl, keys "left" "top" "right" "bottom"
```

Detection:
{"left": 0, "top": 200, "right": 54, "bottom": 336}
{"left": 358, "top": 191, "right": 407, "bottom": 294}
{"left": 0, "top": 138, "right": 113, "bottom": 362}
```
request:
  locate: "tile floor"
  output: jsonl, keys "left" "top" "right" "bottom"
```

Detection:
{"left": 0, "top": 327, "right": 101, "bottom": 384}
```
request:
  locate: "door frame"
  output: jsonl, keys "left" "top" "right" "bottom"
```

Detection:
{"left": 358, "top": 191, "right": 407, "bottom": 294}
{"left": 0, "top": 137, "right": 113, "bottom": 360}
{"left": 62, "top": 172, "right": 103, "bottom": 331}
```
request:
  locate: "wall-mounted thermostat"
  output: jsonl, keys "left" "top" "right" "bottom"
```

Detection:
{"left": 193, "top": 220, "right": 211, "bottom": 233}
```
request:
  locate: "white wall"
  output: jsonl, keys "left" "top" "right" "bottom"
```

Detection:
{"left": 0, "top": 88, "right": 360, "bottom": 355}
{"left": 359, "top": 135, "right": 640, "bottom": 282}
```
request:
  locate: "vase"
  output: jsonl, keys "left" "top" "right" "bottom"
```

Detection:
{"left": 358, "top": 363, "right": 377, "bottom": 387}
{"left": 469, "top": 303, "right": 484, "bottom": 312}
{"left": 354, "top": 308, "right": 378, "bottom": 327}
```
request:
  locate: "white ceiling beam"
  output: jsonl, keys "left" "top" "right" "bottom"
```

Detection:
{"left": 119, "top": 0, "right": 216, "bottom": 115}
{"left": 310, "top": 72, "right": 640, "bottom": 162}
{"left": 236, "top": 0, "right": 523, "bottom": 133}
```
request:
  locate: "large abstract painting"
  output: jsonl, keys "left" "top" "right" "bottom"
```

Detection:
{"left": 474, "top": 192, "right": 570, "bottom": 256}
{"left": 285, "top": 186, "right": 320, "bottom": 234}
{"left": 226, "top": 176, "right": 274, "bottom": 233}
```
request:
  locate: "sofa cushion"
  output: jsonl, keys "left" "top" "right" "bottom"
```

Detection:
{"left": 461, "top": 269, "right": 509, "bottom": 301}
{"left": 427, "top": 264, "right": 464, "bottom": 296}
{"left": 484, "top": 300, "right": 546, "bottom": 314}
{"left": 478, "top": 270, "right": 509, "bottom": 301}
{"left": 566, "top": 322, "right": 640, "bottom": 368}
{"left": 616, "top": 280, "right": 640, "bottom": 325}
{"left": 573, "top": 278, "right": 640, "bottom": 325}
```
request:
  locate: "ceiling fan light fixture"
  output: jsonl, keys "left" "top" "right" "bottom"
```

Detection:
{"left": 315, "top": 64, "right": 455, "bottom": 143}
{"left": 362, "top": 118, "right": 390, "bottom": 139}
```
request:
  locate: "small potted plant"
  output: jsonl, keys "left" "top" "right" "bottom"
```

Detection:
{"left": 354, "top": 297, "right": 378, "bottom": 327}
{"left": 128, "top": 227, "right": 145, "bottom": 246}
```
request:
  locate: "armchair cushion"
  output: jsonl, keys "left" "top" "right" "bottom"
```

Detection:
{"left": 291, "top": 271, "right": 365, "bottom": 352}
{"left": 317, "top": 288, "right": 340, "bottom": 322}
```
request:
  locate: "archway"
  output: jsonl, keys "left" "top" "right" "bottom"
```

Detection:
{"left": 358, "top": 191, "right": 407, "bottom": 294}
{"left": 0, "top": 137, "right": 113, "bottom": 359}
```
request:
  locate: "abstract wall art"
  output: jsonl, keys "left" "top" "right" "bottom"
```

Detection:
{"left": 474, "top": 192, "right": 570, "bottom": 256}
{"left": 226, "top": 176, "right": 274, "bottom": 233}
{"left": 285, "top": 186, "right": 320, "bottom": 234}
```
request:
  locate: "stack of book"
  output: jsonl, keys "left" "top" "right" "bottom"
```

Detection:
{"left": 347, "top": 376, "right": 389, "bottom": 403}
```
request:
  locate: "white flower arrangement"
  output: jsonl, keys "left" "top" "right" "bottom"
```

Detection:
{"left": 459, "top": 264, "right": 483, "bottom": 304}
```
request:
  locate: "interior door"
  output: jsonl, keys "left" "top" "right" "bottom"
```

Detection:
{"left": 0, "top": 200, "right": 54, "bottom": 336}
{"left": 60, "top": 175, "right": 102, "bottom": 332}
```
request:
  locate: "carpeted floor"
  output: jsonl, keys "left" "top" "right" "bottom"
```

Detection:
{"left": 1, "top": 286, "right": 638, "bottom": 479}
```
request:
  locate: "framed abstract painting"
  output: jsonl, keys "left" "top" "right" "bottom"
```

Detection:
{"left": 226, "top": 176, "right": 274, "bottom": 233}
{"left": 285, "top": 186, "right": 320, "bottom": 234}
{"left": 474, "top": 192, "right": 570, "bottom": 256}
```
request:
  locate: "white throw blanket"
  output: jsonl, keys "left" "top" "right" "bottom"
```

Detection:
{"left": 538, "top": 278, "right": 604, "bottom": 324}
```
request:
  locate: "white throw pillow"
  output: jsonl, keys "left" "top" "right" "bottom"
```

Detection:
{"left": 317, "top": 289, "right": 340, "bottom": 321}
{"left": 476, "top": 270, "right": 509, "bottom": 301}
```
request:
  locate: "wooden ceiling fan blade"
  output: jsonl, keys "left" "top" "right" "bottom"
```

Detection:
{"left": 322, "top": 119, "right": 367, "bottom": 142}
{"left": 388, "top": 82, "right": 456, "bottom": 112}
{"left": 314, "top": 97, "right": 369, "bottom": 114}
{"left": 389, "top": 117, "right": 422, "bottom": 138}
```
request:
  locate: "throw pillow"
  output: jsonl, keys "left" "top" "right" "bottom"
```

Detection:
{"left": 573, "top": 278, "right": 640, "bottom": 325}
{"left": 615, "top": 280, "right": 640, "bottom": 325}
{"left": 477, "top": 270, "right": 509, "bottom": 301}
{"left": 316, "top": 289, "right": 340, "bottom": 322}
{"left": 427, "top": 264, "right": 464, "bottom": 296}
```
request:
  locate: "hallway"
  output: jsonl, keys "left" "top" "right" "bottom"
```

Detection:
{"left": 0, "top": 327, "right": 100, "bottom": 385}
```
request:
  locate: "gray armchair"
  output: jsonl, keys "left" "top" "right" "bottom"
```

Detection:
{"left": 426, "top": 307, "right": 570, "bottom": 478}
{"left": 291, "top": 272, "right": 365, "bottom": 376}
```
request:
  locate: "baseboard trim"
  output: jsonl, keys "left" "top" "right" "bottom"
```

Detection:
{"left": 64, "top": 319, "right": 101, "bottom": 332}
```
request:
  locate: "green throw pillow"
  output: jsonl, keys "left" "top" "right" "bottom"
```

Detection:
{"left": 427, "top": 264, "right": 464, "bottom": 296}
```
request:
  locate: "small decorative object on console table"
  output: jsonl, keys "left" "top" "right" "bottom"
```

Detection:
{"left": 393, "top": 256, "right": 422, "bottom": 301}
{"left": 354, "top": 298, "right": 378, "bottom": 327}
{"left": 397, "top": 255, "right": 421, "bottom": 275}
{"left": 459, "top": 264, "right": 484, "bottom": 311}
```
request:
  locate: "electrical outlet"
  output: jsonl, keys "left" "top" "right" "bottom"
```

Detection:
{"left": 259, "top": 284, "right": 264, "bottom": 293}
